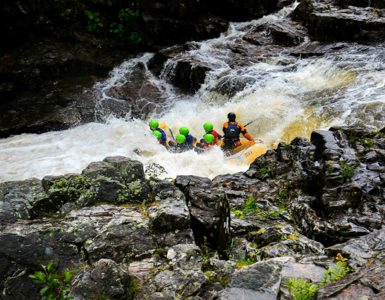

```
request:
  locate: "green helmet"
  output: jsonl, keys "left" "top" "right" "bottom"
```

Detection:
{"left": 179, "top": 127, "right": 189, "bottom": 136}
{"left": 176, "top": 134, "right": 186, "bottom": 144}
{"left": 152, "top": 130, "right": 162, "bottom": 140}
{"left": 204, "top": 133, "right": 214, "bottom": 144}
{"left": 203, "top": 122, "right": 213, "bottom": 133}
{"left": 149, "top": 119, "right": 159, "bottom": 130}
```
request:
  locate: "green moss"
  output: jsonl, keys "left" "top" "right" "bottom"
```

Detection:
{"left": 204, "top": 270, "right": 230, "bottom": 287}
{"left": 235, "top": 258, "right": 254, "bottom": 269}
{"left": 232, "top": 209, "right": 245, "bottom": 219}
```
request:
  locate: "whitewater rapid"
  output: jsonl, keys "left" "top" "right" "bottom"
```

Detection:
{"left": 1, "top": 5, "right": 385, "bottom": 182}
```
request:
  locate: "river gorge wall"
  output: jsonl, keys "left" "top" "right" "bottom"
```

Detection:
{"left": 2, "top": 0, "right": 385, "bottom": 138}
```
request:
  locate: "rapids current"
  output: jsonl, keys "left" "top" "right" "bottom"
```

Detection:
{"left": 1, "top": 5, "right": 385, "bottom": 182}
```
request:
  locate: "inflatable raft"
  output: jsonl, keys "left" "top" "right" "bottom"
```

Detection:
{"left": 224, "top": 140, "right": 268, "bottom": 164}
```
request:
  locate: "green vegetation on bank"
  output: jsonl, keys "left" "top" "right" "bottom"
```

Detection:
{"left": 287, "top": 253, "right": 350, "bottom": 300}
{"left": 29, "top": 262, "right": 73, "bottom": 300}
{"left": 84, "top": 7, "right": 143, "bottom": 45}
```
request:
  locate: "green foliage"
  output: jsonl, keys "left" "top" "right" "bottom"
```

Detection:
{"left": 258, "top": 166, "right": 270, "bottom": 175}
{"left": 359, "top": 137, "right": 374, "bottom": 148}
{"left": 340, "top": 162, "right": 355, "bottom": 179}
{"left": 287, "top": 254, "right": 350, "bottom": 300}
{"left": 204, "top": 270, "right": 230, "bottom": 287}
{"left": 84, "top": 10, "right": 104, "bottom": 32}
{"left": 240, "top": 195, "right": 285, "bottom": 219}
{"left": 235, "top": 258, "right": 255, "bottom": 269}
{"left": 243, "top": 195, "right": 258, "bottom": 213}
{"left": 29, "top": 262, "right": 73, "bottom": 300}
{"left": 287, "top": 277, "right": 318, "bottom": 300}
{"left": 109, "top": 8, "right": 143, "bottom": 44}
{"left": 232, "top": 209, "right": 244, "bottom": 219}
{"left": 319, "top": 261, "right": 350, "bottom": 287}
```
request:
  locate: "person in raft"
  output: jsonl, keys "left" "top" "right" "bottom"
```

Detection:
{"left": 178, "top": 127, "right": 196, "bottom": 149}
{"left": 202, "top": 122, "right": 221, "bottom": 145}
{"left": 222, "top": 112, "right": 254, "bottom": 152}
{"left": 195, "top": 133, "right": 216, "bottom": 153}
{"left": 168, "top": 134, "right": 191, "bottom": 153}
{"left": 149, "top": 119, "right": 167, "bottom": 146}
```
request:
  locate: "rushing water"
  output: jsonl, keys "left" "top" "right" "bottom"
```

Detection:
{"left": 1, "top": 5, "right": 385, "bottom": 182}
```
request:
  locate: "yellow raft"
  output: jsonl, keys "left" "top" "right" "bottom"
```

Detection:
{"left": 223, "top": 140, "right": 268, "bottom": 165}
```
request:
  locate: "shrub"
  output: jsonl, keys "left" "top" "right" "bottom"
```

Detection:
{"left": 340, "top": 162, "right": 355, "bottom": 179}
{"left": 287, "top": 253, "right": 350, "bottom": 300}
{"left": 84, "top": 10, "right": 104, "bottom": 32}
{"left": 287, "top": 277, "right": 318, "bottom": 300}
{"left": 29, "top": 262, "right": 73, "bottom": 300}
{"left": 243, "top": 195, "right": 258, "bottom": 213}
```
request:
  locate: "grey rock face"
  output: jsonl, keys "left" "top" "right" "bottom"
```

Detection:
{"left": 176, "top": 175, "right": 231, "bottom": 257}
{"left": 72, "top": 259, "right": 130, "bottom": 300}
{"left": 0, "top": 178, "right": 45, "bottom": 227}
{"left": 292, "top": 0, "right": 385, "bottom": 42}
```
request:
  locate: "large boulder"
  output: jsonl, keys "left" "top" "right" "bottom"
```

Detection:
{"left": 176, "top": 176, "right": 231, "bottom": 257}
{"left": 292, "top": 0, "right": 385, "bottom": 42}
{"left": 71, "top": 259, "right": 131, "bottom": 300}
{"left": 0, "top": 179, "right": 46, "bottom": 227}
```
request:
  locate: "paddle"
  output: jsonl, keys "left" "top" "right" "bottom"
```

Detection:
{"left": 169, "top": 128, "right": 176, "bottom": 142}
{"left": 244, "top": 118, "right": 259, "bottom": 127}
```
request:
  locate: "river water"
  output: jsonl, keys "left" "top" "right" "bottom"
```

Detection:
{"left": 1, "top": 5, "right": 385, "bottom": 182}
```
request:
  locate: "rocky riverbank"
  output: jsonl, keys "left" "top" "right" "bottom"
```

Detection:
{"left": 1, "top": 126, "right": 384, "bottom": 299}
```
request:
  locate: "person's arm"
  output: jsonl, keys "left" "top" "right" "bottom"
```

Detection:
{"left": 239, "top": 123, "right": 254, "bottom": 141}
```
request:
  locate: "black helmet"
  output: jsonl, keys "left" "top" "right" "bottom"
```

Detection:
{"left": 227, "top": 112, "right": 236, "bottom": 122}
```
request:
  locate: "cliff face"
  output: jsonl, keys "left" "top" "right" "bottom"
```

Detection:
{"left": 1, "top": 126, "right": 384, "bottom": 299}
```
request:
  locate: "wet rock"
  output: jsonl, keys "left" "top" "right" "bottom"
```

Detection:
{"left": 0, "top": 179, "right": 46, "bottom": 227}
{"left": 149, "top": 182, "right": 195, "bottom": 247}
{"left": 207, "top": 0, "right": 281, "bottom": 21}
{"left": 176, "top": 175, "right": 231, "bottom": 256}
{"left": 104, "top": 61, "right": 168, "bottom": 118}
{"left": 243, "top": 20, "right": 307, "bottom": 47}
{"left": 326, "top": 227, "right": 385, "bottom": 267}
{"left": 317, "top": 264, "right": 385, "bottom": 299}
{"left": 162, "top": 57, "right": 212, "bottom": 94}
{"left": 292, "top": 0, "right": 385, "bottom": 42}
{"left": 166, "top": 244, "right": 203, "bottom": 270}
{"left": 148, "top": 43, "right": 200, "bottom": 76}
{"left": 219, "top": 259, "right": 283, "bottom": 300}
{"left": 149, "top": 185, "right": 191, "bottom": 233}
{"left": 82, "top": 156, "right": 151, "bottom": 204}
{"left": 72, "top": 259, "right": 130, "bottom": 300}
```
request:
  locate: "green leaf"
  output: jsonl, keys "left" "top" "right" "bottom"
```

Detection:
{"left": 40, "top": 285, "right": 49, "bottom": 295}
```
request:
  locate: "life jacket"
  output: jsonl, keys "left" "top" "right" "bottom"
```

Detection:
{"left": 208, "top": 130, "right": 220, "bottom": 144}
{"left": 223, "top": 122, "right": 241, "bottom": 140}
{"left": 186, "top": 134, "right": 195, "bottom": 145}
{"left": 156, "top": 128, "right": 167, "bottom": 144}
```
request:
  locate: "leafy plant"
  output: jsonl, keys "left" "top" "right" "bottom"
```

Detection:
{"left": 243, "top": 195, "right": 258, "bottom": 213}
{"left": 319, "top": 260, "right": 350, "bottom": 287}
{"left": 258, "top": 166, "right": 270, "bottom": 175}
{"left": 84, "top": 10, "right": 104, "bottom": 32}
{"left": 340, "top": 162, "right": 355, "bottom": 179}
{"left": 29, "top": 262, "right": 73, "bottom": 300}
{"left": 287, "top": 277, "right": 318, "bottom": 300}
{"left": 287, "top": 253, "right": 350, "bottom": 300}
{"left": 109, "top": 8, "right": 143, "bottom": 44}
